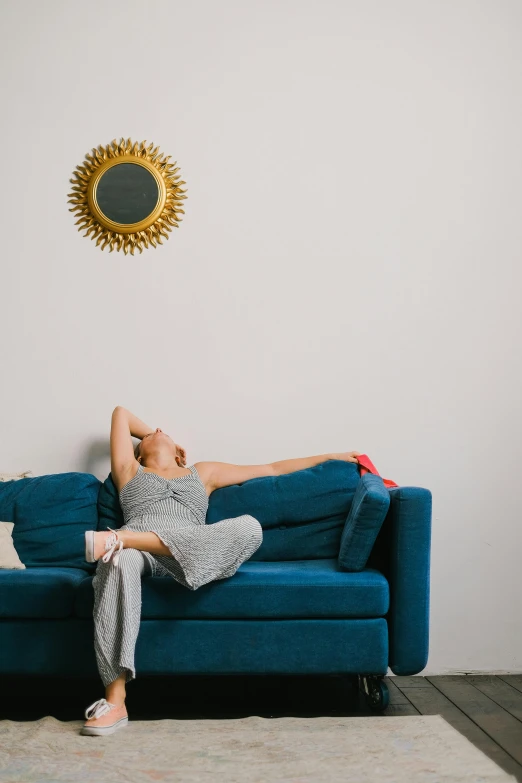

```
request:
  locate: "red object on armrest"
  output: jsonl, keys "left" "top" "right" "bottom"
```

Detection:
{"left": 356, "top": 454, "right": 399, "bottom": 488}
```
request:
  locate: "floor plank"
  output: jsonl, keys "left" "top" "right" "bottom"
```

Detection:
{"left": 383, "top": 703, "right": 421, "bottom": 716}
{"left": 385, "top": 677, "right": 418, "bottom": 703}
{"left": 385, "top": 676, "right": 421, "bottom": 713}
{"left": 499, "top": 676, "right": 522, "bottom": 695}
{"left": 394, "top": 678, "right": 522, "bottom": 781}
{"left": 467, "top": 676, "right": 522, "bottom": 723}
{"left": 427, "top": 676, "right": 522, "bottom": 766}
{"left": 391, "top": 675, "right": 433, "bottom": 688}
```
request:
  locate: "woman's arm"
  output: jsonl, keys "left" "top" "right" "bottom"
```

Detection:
{"left": 196, "top": 451, "right": 361, "bottom": 494}
{"left": 120, "top": 408, "right": 155, "bottom": 441}
{"left": 272, "top": 451, "right": 359, "bottom": 476}
{"left": 110, "top": 406, "right": 154, "bottom": 492}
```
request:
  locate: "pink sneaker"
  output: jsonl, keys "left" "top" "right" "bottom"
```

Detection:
{"left": 81, "top": 698, "right": 128, "bottom": 736}
{"left": 85, "top": 528, "right": 124, "bottom": 566}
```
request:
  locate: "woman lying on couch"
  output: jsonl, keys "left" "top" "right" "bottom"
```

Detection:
{"left": 81, "top": 405, "right": 360, "bottom": 737}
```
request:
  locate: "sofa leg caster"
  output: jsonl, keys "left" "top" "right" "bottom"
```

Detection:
{"left": 358, "top": 674, "right": 389, "bottom": 712}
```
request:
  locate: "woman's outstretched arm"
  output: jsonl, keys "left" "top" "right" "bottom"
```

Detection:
{"left": 196, "top": 451, "right": 361, "bottom": 494}
{"left": 271, "top": 451, "right": 360, "bottom": 475}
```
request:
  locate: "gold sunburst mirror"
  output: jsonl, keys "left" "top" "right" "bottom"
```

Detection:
{"left": 68, "top": 138, "right": 187, "bottom": 254}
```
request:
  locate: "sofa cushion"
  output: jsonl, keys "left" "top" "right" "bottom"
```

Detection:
{"left": 75, "top": 559, "right": 389, "bottom": 619}
{"left": 97, "top": 472, "right": 123, "bottom": 531}
{"left": 338, "top": 474, "right": 391, "bottom": 572}
{"left": 0, "top": 473, "right": 101, "bottom": 573}
{"left": 0, "top": 567, "right": 90, "bottom": 618}
{"left": 98, "top": 460, "right": 362, "bottom": 561}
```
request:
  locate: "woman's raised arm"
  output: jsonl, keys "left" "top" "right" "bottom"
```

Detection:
{"left": 110, "top": 406, "right": 154, "bottom": 492}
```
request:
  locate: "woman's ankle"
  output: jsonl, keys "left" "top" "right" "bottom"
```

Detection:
{"left": 105, "top": 674, "right": 127, "bottom": 706}
{"left": 108, "top": 699, "right": 126, "bottom": 709}
{"left": 105, "top": 692, "right": 126, "bottom": 707}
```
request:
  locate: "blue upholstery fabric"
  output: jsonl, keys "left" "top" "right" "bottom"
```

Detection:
{"left": 0, "top": 473, "right": 101, "bottom": 573}
{"left": 97, "top": 473, "right": 123, "bottom": 531}
{"left": 75, "top": 560, "right": 389, "bottom": 619}
{"left": 97, "top": 459, "right": 361, "bottom": 560}
{"left": 0, "top": 618, "right": 389, "bottom": 676}
{"left": 338, "top": 474, "right": 390, "bottom": 572}
{"left": 0, "top": 567, "right": 90, "bottom": 618}
{"left": 366, "top": 486, "right": 432, "bottom": 674}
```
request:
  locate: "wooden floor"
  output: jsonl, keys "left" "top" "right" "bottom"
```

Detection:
{"left": 386, "top": 675, "right": 522, "bottom": 782}
{"left": 2, "top": 674, "right": 522, "bottom": 780}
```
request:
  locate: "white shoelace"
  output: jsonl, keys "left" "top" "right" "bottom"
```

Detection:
{"left": 102, "top": 528, "right": 124, "bottom": 566}
{"left": 84, "top": 698, "right": 118, "bottom": 720}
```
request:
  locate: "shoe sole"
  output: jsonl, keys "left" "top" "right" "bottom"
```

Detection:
{"left": 85, "top": 530, "right": 95, "bottom": 563}
{"left": 80, "top": 716, "right": 129, "bottom": 736}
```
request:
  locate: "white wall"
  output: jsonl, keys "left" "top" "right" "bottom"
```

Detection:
{"left": 1, "top": 0, "right": 521, "bottom": 675}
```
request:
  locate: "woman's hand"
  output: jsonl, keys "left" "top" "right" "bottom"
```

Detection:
{"left": 331, "top": 451, "right": 362, "bottom": 463}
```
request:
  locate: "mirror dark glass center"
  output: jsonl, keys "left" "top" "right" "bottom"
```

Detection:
{"left": 96, "top": 163, "right": 159, "bottom": 224}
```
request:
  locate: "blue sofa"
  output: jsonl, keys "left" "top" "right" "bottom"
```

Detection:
{"left": 0, "top": 460, "right": 432, "bottom": 712}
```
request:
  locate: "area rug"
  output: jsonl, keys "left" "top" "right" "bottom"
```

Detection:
{"left": 0, "top": 715, "right": 516, "bottom": 783}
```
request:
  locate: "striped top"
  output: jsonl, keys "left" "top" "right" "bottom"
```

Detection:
{"left": 119, "top": 463, "right": 208, "bottom": 527}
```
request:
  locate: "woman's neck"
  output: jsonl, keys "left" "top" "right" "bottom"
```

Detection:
{"left": 142, "top": 458, "right": 185, "bottom": 475}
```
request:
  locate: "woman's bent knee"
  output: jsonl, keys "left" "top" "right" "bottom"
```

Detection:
{"left": 94, "top": 548, "right": 145, "bottom": 580}
{"left": 118, "top": 548, "right": 145, "bottom": 565}
{"left": 243, "top": 515, "right": 263, "bottom": 549}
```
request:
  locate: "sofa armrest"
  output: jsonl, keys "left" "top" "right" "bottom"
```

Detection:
{"left": 367, "top": 485, "right": 432, "bottom": 675}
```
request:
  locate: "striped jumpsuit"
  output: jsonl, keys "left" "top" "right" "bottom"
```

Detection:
{"left": 92, "top": 463, "right": 263, "bottom": 687}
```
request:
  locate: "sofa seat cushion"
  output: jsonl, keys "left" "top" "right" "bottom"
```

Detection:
{"left": 75, "top": 559, "right": 389, "bottom": 619}
{"left": 0, "top": 567, "right": 91, "bottom": 618}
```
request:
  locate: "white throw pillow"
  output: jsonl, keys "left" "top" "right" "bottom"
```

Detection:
{"left": 0, "top": 471, "right": 33, "bottom": 482}
{"left": 0, "top": 521, "right": 26, "bottom": 569}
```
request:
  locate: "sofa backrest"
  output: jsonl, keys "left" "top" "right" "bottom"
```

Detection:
{"left": 0, "top": 472, "right": 101, "bottom": 572}
{"left": 98, "top": 459, "right": 361, "bottom": 561}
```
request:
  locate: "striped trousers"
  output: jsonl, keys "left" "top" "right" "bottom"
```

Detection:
{"left": 91, "top": 516, "right": 263, "bottom": 687}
